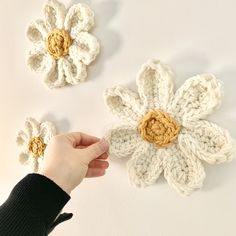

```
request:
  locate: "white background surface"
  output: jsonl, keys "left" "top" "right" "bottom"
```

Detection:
{"left": 0, "top": 0, "right": 236, "bottom": 235}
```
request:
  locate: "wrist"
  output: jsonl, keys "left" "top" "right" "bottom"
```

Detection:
{"left": 39, "top": 169, "right": 72, "bottom": 195}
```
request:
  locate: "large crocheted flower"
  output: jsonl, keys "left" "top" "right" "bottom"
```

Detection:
{"left": 26, "top": 0, "right": 100, "bottom": 89}
{"left": 104, "top": 60, "right": 235, "bottom": 196}
{"left": 16, "top": 118, "right": 56, "bottom": 172}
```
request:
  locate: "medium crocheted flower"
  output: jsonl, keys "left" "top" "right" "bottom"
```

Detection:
{"left": 104, "top": 59, "right": 235, "bottom": 196}
{"left": 26, "top": 0, "right": 100, "bottom": 89}
{"left": 16, "top": 118, "right": 56, "bottom": 172}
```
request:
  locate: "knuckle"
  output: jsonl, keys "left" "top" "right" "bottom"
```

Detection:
{"left": 90, "top": 145, "right": 101, "bottom": 157}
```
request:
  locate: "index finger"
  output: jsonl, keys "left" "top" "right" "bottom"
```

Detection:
{"left": 66, "top": 132, "right": 100, "bottom": 147}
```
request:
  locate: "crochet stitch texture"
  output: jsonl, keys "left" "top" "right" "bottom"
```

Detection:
{"left": 16, "top": 118, "right": 56, "bottom": 172}
{"left": 104, "top": 59, "right": 235, "bottom": 196}
{"left": 26, "top": 0, "right": 100, "bottom": 89}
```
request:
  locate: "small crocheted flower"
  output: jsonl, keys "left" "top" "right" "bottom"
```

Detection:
{"left": 104, "top": 59, "right": 235, "bottom": 196}
{"left": 26, "top": 0, "right": 100, "bottom": 89}
{"left": 16, "top": 118, "right": 56, "bottom": 172}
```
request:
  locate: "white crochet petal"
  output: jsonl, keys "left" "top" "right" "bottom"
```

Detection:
{"left": 19, "top": 152, "right": 30, "bottom": 165}
{"left": 178, "top": 121, "right": 235, "bottom": 164}
{"left": 70, "top": 32, "right": 100, "bottom": 65}
{"left": 64, "top": 3, "right": 94, "bottom": 39}
{"left": 127, "top": 141, "right": 163, "bottom": 187}
{"left": 63, "top": 55, "right": 87, "bottom": 85}
{"left": 26, "top": 19, "right": 48, "bottom": 43}
{"left": 105, "top": 125, "right": 141, "bottom": 158}
{"left": 43, "top": 58, "right": 66, "bottom": 89}
{"left": 28, "top": 156, "right": 40, "bottom": 173}
{"left": 104, "top": 86, "right": 143, "bottom": 125}
{"left": 16, "top": 132, "right": 30, "bottom": 156}
{"left": 16, "top": 130, "right": 29, "bottom": 147}
{"left": 24, "top": 118, "right": 40, "bottom": 138}
{"left": 39, "top": 121, "right": 57, "bottom": 144}
{"left": 137, "top": 59, "right": 174, "bottom": 111}
{"left": 163, "top": 144, "right": 206, "bottom": 196}
{"left": 167, "top": 74, "right": 222, "bottom": 125}
{"left": 43, "top": 0, "right": 66, "bottom": 31}
{"left": 37, "top": 157, "right": 44, "bottom": 172}
{"left": 27, "top": 44, "right": 55, "bottom": 74}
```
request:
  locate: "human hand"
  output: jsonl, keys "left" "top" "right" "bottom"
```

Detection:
{"left": 39, "top": 132, "right": 109, "bottom": 194}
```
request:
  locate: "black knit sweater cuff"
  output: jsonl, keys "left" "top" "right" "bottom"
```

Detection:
{"left": 10, "top": 174, "right": 71, "bottom": 228}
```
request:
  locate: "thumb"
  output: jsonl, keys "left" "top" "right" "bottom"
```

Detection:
{"left": 82, "top": 139, "right": 109, "bottom": 162}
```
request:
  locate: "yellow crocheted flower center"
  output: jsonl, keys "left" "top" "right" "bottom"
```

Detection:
{"left": 28, "top": 137, "right": 46, "bottom": 158}
{"left": 46, "top": 29, "right": 72, "bottom": 60}
{"left": 138, "top": 110, "right": 181, "bottom": 148}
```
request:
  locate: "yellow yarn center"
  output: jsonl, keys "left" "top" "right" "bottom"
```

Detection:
{"left": 46, "top": 29, "right": 72, "bottom": 60}
{"left": 138, "top": 110, "right": 181, "bottom": 148}
{"left": 28, "top": 137, "right": 46, "bottom": 158}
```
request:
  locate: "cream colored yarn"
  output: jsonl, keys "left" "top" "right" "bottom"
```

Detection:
{"left": 16, "top": 117, "right": 56, "bottom": 172}
{"left": 104, "top": 59, "right": 235, "bottom": 196}
{"left": 26, "top": 0, "right": 100, "bottom": 89}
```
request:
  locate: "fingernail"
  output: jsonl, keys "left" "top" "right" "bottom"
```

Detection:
{"left": 98, "top": 138, "right": 109, "bottom": 152}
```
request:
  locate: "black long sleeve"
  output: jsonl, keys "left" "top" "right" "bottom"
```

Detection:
{"left": 0, "top": 174, "right": 73, "bottom": 236}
